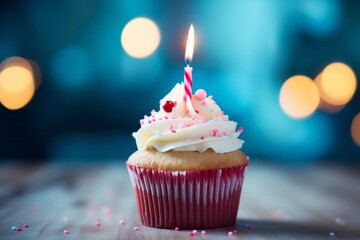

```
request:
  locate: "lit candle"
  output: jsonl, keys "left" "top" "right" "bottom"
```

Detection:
{"left": 184, "top": 24, "right": 194, "bottom": 99}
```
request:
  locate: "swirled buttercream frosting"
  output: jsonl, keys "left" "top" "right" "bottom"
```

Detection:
{"left": 133, "top": 83, "right": 244, "bottom": 153}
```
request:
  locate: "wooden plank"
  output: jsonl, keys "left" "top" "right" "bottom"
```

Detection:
{"left": 0, "top": 162, "right": 359, "bottom": 239}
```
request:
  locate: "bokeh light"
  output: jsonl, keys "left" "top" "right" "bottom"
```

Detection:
{"left": 0, "top": 57, "right": 35, "bottom": 110}
{"left": 28, "top": 59, "right": 42, "bottom": 89}
{"left": 315, "top": 73, "right": 343, "bottom": 113}
{"left": 351, "top": 113, "right": 360, "bottom": 147}
{"left": 280, "top": 75, "right": 320, "bottom": 119}
{"left": 121, "top": 17, "right": 160, "bottom": 58}
{"left": 316, "top": 63, "right": 357, "bottom": 106}
{"left": 50, "top": 46, "right": 91, "bottom": 90}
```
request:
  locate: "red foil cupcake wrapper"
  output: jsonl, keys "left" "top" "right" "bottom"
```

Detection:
{"left": 126, "top": 163, "right": 247, "bottom": 229}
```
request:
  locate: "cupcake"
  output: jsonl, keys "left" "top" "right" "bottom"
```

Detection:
{"left": 126, "top": 82, "right": 248, "bottom": 229}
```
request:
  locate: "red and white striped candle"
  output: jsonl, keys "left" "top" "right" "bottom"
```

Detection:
{"left": 184, "top": 24, "right": 194, "bottom": 99}
{"left": 184, "top": 65, "right": 192, "bottom": 98}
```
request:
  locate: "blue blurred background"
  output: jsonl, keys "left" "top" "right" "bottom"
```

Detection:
{"left": 0, "top": 0, "right": 359, "bottom": 163}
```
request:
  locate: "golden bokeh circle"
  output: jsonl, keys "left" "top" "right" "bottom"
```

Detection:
{"left": 280, "top": 75, "right": 320, "bottom": 119}
{"left": 121, "top": 17, "right": 161, "bottom": 58}
{"left": 0, "top": 57, "right": 35, "bottom": 110}
{"left": 351, "top": 113, "right": 360, "bottom": 147}
{"left": 317, "top": 63, "right": 357, "bottom": 106}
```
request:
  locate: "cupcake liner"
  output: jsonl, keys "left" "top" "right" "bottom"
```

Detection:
{"left": 127, "top": 163, "right": 247, "bottom": 229}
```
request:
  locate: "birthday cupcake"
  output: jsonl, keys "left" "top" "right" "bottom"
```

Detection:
{"left": 127, "top": 82, "right": 248, "bottom": 229}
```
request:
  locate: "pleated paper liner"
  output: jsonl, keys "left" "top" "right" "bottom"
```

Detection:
{"left": 127, "top": 163, "right": 247, "bottom": 229}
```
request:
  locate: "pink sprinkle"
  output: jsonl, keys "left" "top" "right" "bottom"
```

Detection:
{"left": 237, "top": 126, "right": 244, "bottom": 133}
{"left": 148, "top": 120, "right": 152, "bottom": 124}
{"left": 228, "top": 231, "right": 234, "bottom": 236}
{"left": 192, "top": 230, "right": 198, "bottom": 235}
{"left": 158, "top": 118, "right": 163, "bottom": 121}
{"left": 195, "top": 110, "right": 199, "bottom": 114}
{"left": 200, "top": 136, "right": 205, "bottom": 140}
{"left": 212, "top": 129, "right": 219, "bottom": 137}
{"left": 63, "top": 229, "right": 70, "bottom": 234}
{"left": 189, "top": 232, "right": 194, "bottom": 236}
{"left": 171, "top": 129, "right": 176, "bottom": 133}
{"left": 194, "top": 89, "right": 207, "bottom": 100}
{"left": 140, "top": 120, "right": 144, "bottom": 125}
{"left": 164, "top": 116, "right": 168, "bottom": 120}
{"left": 119, "top": 220, "right": 126, "bottom": 225}
{"left": 96, "top": 223, "right": 101, "bottom": 227}
{"left": 186, "top": 109, "right": 189, "bottom": 114}
{"left": 183, "top": 95, "right": 187, "bottom": 101}
{"left": 201, "top": 101, "right": 206, "bottom": 105}
{"left": 223, "top": 131, "right": 227, "bottom": 136}
{"left": 201, "top": 230, "right": 206, "bottom": 235}
{"left": 16, "top": 227, "right": 21, "bottom": 231}
{"left": 174, "top": 101, "right": 177, "bottom": 106}
{"left": 134, "top": 226, "right": 139, "bottom": 231}
{"left": 23, "top": 224, "right": 29, "bottom": 228}
{"left": 175, "top": 227, "right": 179, "bottom": 231}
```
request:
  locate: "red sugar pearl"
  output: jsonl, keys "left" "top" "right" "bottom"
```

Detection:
{"left": 163, "top": 100, "right": 175, "bottom": 113}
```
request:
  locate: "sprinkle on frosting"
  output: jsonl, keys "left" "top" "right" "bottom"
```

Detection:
{"left": 195, "top": 89, "right": 207, "bottom": 100}
{"left": 212, "top": 129, "right": 218, "bottom": 136}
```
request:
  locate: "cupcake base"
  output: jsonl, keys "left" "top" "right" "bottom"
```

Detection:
{"left": 127, "top": 163, "right": 247, "bottom": 229}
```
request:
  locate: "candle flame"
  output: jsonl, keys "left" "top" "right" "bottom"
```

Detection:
{"left": 185, "top": 24, "right": 194, "bottom": 63}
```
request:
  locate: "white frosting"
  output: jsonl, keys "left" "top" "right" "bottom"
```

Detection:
{"left": 133, "top": 83, "right": 244, "bottom": 153}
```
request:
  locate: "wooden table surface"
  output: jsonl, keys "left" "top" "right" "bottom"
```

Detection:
{"left": 0, "top": 161, "right": 359, "bottom": 240}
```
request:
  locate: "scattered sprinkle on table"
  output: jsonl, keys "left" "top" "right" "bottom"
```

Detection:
{"left": 63, "top": 229, "right": 70, "bottom": 234}
{"left": 11, "top": 226, "right": 16, "bottom": 231}
{"left": 174, "top": 227, "right": 179, "bottom": 231}
{"left": 201, "top": 230, "right": 206, "bottom": 235}
{"left": 228, "top": 231, "right": 234, "bottom": 236}
{"left": 329, "top": 232, "right": 335, "bottom": 237}
{"left": 335, "top": 217, "right": 346, "bottom": 225}
{"left": 133, "top": 226, "right": 139, "bottom": 231}
{"left": 119, "top": 219, "right": 126, "bottom": 225}
{"left": 16, "top": 227, "right": 21, "bottom": 231}
{"left": 23, "top": 224, "right": 29, "bottom": 228}
{"left": 244, "top": 223, "right": 253, "bottom": 229}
